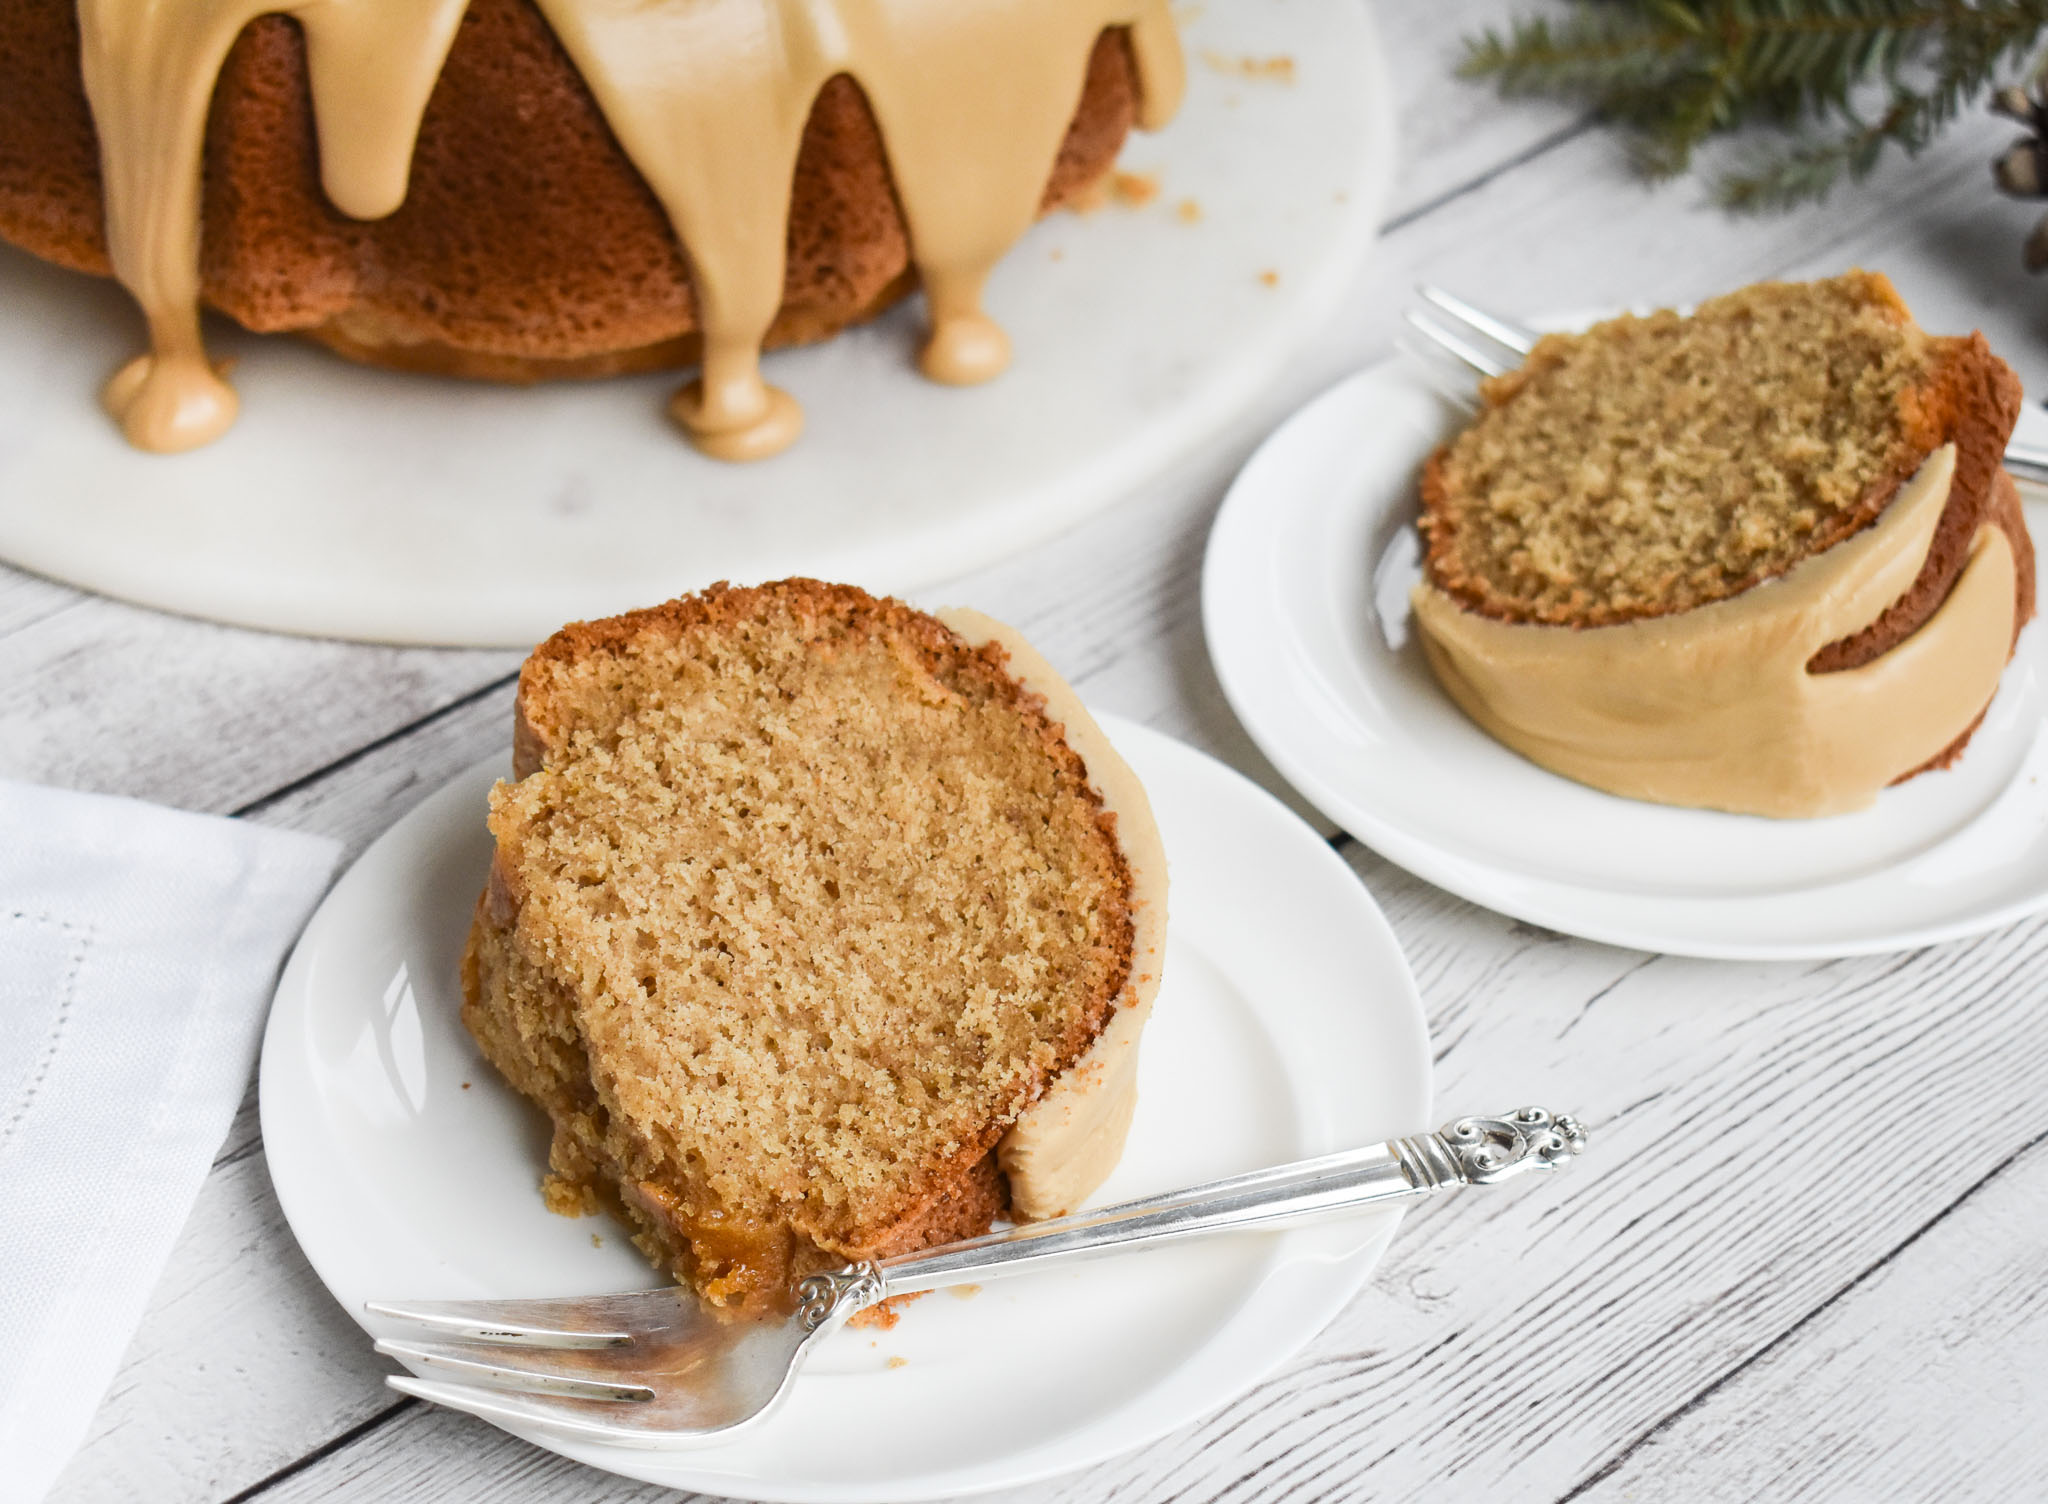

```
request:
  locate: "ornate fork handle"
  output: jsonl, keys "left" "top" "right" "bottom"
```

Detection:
{"left": 797, "top": 1107, "right": 1586, "bottom": 1330}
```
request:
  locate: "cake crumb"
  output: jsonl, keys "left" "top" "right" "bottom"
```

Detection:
{"left": 542, "top": 1173, "right": 600, "bottom": 1218}
{"left": 460, "top": 1081, "right": 471, "bottom": 1090}
{"left": 1066, "top": 175, "right": 1111, "bottom": 214}
{"left": 1201, "top": 50, "right": 1295, "bottom": 83}
{"left": 886, "top": 1356, "right": 909, "bottom": 1370}
{"left": 948, "top": 1284, "right": 984, "bottom": 1300}
{"left": 1050, "top": 248, "right": 1065, "bottom": 261}
{"left": 850, "top": 1292, "right": 924, "bottom": 1330}
{"left": 1112, "top": 171, "right": 1160, "bottom": 208}
{"left": 590, "top": 1233, "right": 604, "bottom": 1248}
{"left": 1175, "top": 198, "right": 1202, "bottom": 224}
{"left": 1259, "top": 269, "right": 1280, "bottom": 288}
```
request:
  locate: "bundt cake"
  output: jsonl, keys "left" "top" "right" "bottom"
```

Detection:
{"left": 1411, "top": 272, "right": 2036, "bottom": 818}
{"left": 461, "top": 580, "right": 1167, "bottom": 1313}
{"left": 0, "top": 0, "right": 1183, "bottom": 459}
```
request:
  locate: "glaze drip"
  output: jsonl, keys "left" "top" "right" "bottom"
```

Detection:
{"left": 76, "top": 0, "right": 1182, "bottom": 459}
{"left": 78, "top": 0, "right": 468, "bottom": 453}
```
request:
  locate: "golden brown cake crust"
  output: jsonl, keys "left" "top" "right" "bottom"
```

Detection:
{"left": 1805, "top": 346, "right": 2032, "bottom": 672}
{"left": 0, "top": 0, "right": 1139, "bottom": 375}
{"left": 468, "top": 580, "right": 1137, "bottom": 1311}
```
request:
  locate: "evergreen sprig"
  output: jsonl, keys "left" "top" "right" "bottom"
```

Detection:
{"left": 1461, "top": 0, "right": 2048, "bottom": 207}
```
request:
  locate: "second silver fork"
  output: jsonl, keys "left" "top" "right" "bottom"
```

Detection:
{"left": 1402, "top": 282, "right": 2048, "bottom": 488}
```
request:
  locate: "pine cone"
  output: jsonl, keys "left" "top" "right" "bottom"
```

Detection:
{"left": 1992, "top": 80, "right": 2048, "bottom": 271}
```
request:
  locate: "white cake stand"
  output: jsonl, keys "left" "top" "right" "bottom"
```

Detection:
{"left": 0, "top": 0, "right": 1392, "bottom": 648}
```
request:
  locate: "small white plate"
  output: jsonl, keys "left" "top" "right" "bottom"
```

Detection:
{"left": 0, "top": 0, "right": 1392, "bottom": 648}
{"left": 260, "top": 714, "right": 1431, "bottom": 1500}
{"left": 1202, "top": 355, "right": 2048, "bottom": 960}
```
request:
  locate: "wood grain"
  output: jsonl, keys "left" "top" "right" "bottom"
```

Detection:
{"left": 1571, "top": 1132, "right": 2048, "bottom": 1504}
{"left": 0, "top": 588, "right": 515, "bottom": 813}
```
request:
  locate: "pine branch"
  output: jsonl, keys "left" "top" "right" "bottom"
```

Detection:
{"left": 1461, "top": 0, "right": 2048, "bottom": 205}
{"left": 1715, "top": 95, "right": 1922, "bottom": 205}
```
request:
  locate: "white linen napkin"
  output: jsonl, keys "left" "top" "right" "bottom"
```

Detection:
{"left": 0, "top": 779, "right": 340, "bottom": 1504}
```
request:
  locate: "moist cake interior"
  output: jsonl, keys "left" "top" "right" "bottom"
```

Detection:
{"left": 464, "top": 583, "right": 1137, "bottom": 1310}
{"left": 1422, "top": 274, "right": 1981, "bottom": 627}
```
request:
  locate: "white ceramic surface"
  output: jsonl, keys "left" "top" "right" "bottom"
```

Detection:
{"left": 259, "top": 714, "right": 1433, "bottom": 1500}
{"left": 1202, "top": 355, "right": 2048, "bottom": 960}
{"left": 0, "top": 1, "right": 1391, "bottom": 649}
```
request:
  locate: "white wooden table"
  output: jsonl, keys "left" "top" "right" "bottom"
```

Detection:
{"left": 20, "top": 4, "right": 2048, "bottom": 1498}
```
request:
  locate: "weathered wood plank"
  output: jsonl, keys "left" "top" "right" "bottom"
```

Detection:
{"left": 1571, "top": 1132, "right": 2048, "bottom": 1504}
{"left": 0, "top": 559, "right": 81, "bottom": 640}
{"left": 1372, "top": 2, "right": 1591, "bottom": 223}
{"left": 247, "top": 1403, "right": 682, "bottom": 1504}
{"left": 0, "top": 590, "right": 517, "bottom": 813}
{"left": 236, "top": 678, "right": 520, "bottom": 857}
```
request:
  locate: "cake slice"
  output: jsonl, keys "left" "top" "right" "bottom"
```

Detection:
{"left": 461, "top": 581, "right": 1166, "bottom": 1312}
{"left": 1412, "top": 272, "right": 2036, "bottom": 816}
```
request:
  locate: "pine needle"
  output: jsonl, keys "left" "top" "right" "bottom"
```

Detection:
{"left": 1461, "top": 0, "right": 2048, "bottom": 207}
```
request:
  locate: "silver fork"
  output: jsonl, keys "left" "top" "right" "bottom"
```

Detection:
{"left": 1403, "top": 283, "right": 2048, "bottom": 488}
{"left": 368, "top": 1105, "right": 1586, "bottom": 1448}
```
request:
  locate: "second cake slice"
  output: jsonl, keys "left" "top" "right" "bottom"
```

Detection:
{"left": 1412, "top": 272, "right": 2036, "bottom": 817}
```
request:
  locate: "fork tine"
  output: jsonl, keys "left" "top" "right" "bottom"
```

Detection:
{"left": 365, "top": 1296, "right": 634, "bottom": 1349}
{"left": 386, "top": 1374, "right": 661, "bottom": 1443}
{"left": 1402, "top": 309, "right": 1511, "bottom": 380}
{"left": 376, "top": 1337, "right": 656, "bottom": 1403}
{"left": 1389, "top": 336, "right": 1482, "bottom": 413}
{"left": 1417, "top": 284, "right": 1537, "bottom": 355}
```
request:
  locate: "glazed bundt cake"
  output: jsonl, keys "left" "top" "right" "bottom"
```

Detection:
{"left": 1412, "top": 272, "right": 2036, "bottom": 817}
{"left": 0, "top": 0, "right": 1183, "bottom": 459}
{"left": 462, "top": 580, "right": 1167, "bottom": 1312}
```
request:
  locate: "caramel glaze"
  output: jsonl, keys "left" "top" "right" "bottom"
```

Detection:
{"left": 75, "top": 0, "right": 1183, "bottom": 458}
{"left": 1411, "top": 447, "right": 2029, "bottom": 819}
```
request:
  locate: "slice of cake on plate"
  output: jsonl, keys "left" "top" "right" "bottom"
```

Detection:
{"left": 1412, "top": 271, "right": 2036, "bottom": 818}
{"left": 462, "top": 580, "right": 1166, "bottom": 1313}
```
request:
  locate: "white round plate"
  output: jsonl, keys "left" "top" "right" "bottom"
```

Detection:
{"left": 0, "top": 1, "right": 1391, "bottom": 649}
{"left": 1203, "top": 355, "right": 2048, "bottom": 961}
{"left": 260, "top": 714, "right": 1432, "bottom": 1500}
